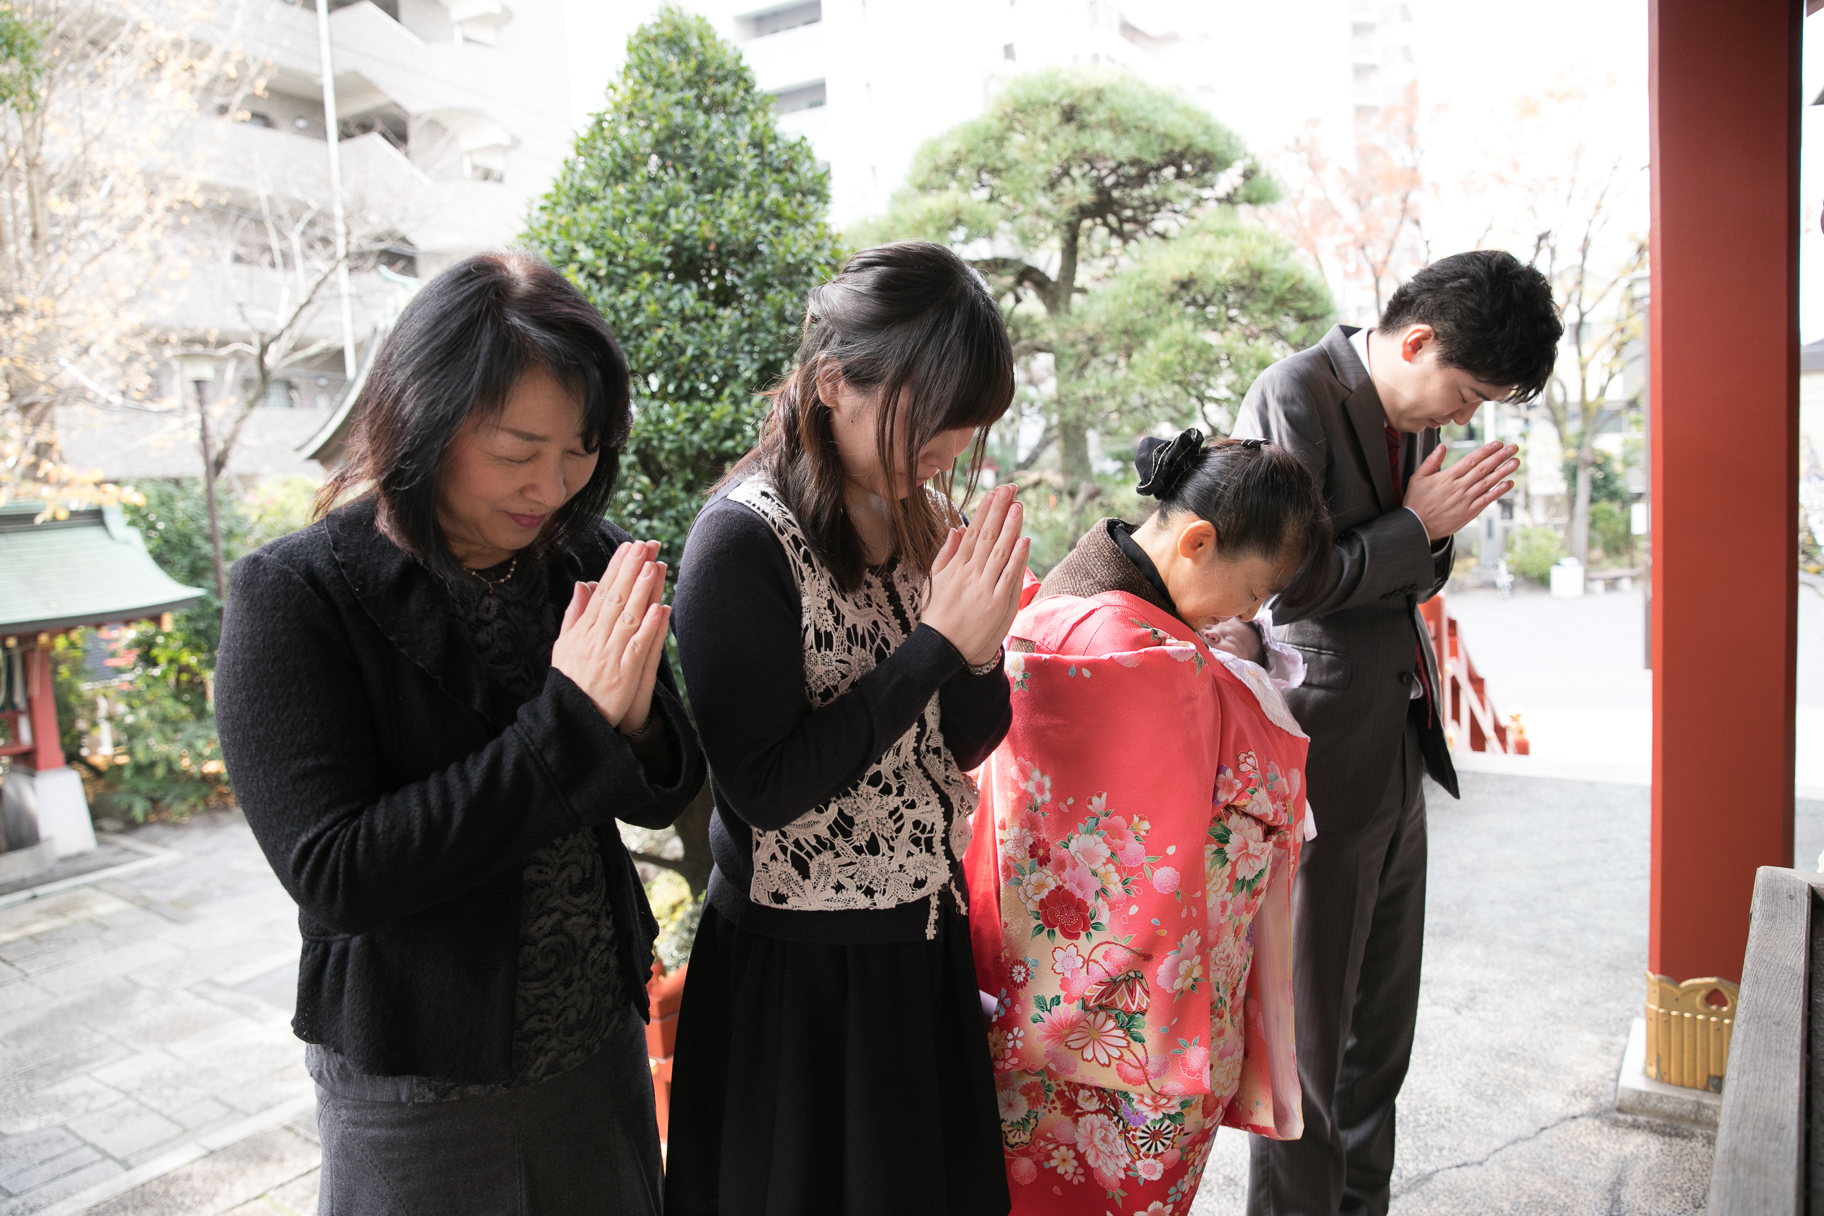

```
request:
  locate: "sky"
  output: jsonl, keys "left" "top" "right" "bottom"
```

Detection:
{"left": 560, "top": 0, "right": 1821, "bottom": 340}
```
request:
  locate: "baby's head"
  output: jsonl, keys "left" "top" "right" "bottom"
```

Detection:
{"left": 1203, "top": 617, "right": 1264, "bottom": 664}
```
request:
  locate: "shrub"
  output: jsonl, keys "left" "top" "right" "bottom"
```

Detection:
{"left": 644, "top": 868, "right": 703, "bottom": 973}
{"left": 522, "top": 6, "right": 843, "bottom": 566}
{"left": 1588, "top": 500, "right": 1632, "bottom": 565}
{"left": 47, "top": 477, "right": 318, "bottom": 821}
{"left": 1506, "top": 526, "right": 1566, "bottom": 584}
{"left": 50, "top": 629, "right": 228, "bottom": 822}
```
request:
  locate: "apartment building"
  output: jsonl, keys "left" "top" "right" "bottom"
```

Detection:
{"left": 60, "top": 0, "right": 577, "bottom": 482}
{"left": 1347, "top": 2, "right": 1418, "bottom": 128}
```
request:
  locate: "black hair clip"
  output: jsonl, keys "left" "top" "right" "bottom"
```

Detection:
{"left": 1135, "top": 427, "right": 1205, "bottom": 497}
{"left": 1239, "top": 438, "right": 1267, "bottom": 450}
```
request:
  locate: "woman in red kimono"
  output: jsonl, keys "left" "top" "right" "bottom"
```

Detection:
{"left": 965, "top": 430, "right": 1331, "bottom": 1215}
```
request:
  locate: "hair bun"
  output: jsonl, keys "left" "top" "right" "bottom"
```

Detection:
{"left": 1135, "top": 428, "right": 1206, "bottom": 497}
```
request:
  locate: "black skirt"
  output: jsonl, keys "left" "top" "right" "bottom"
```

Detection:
{"left": 663, "top": 899, "right": 1011, "bottom": 1216}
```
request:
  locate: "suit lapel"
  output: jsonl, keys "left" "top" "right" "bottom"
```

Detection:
{"left": 1321, "top": 326, "right": 1399, "bottom": 513}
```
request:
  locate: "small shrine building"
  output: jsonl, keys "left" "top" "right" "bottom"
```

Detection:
{"left": 0, "top": 501, "right": 203, "bottom": 879}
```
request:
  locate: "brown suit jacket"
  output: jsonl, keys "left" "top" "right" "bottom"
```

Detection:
{"left": 1232, "top": 325, "right": 1458, "bottom": 828}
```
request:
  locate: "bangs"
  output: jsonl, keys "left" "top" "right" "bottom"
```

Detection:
{"left": 464, "top": 336, "right": 614, "bottom": 455}
{"left": 877, "top": 277, "right": 1017, "bottom": 456}
{"left": 907, "top": 314, "right": 1017, "bottom": 441}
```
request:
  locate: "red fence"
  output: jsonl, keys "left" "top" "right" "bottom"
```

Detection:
{"left": 1419, "top": 596, "right": 1528, "bottom": 756}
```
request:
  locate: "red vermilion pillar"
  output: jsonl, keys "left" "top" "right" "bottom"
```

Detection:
{"left": 25, "top": 643, "right": 66, "bottom": 772}
{"left": 1646, "top": 0, "right": 1800, "bottom": 1091}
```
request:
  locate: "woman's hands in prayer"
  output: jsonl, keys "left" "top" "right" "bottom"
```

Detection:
{"left": 922, "top": 484, "right": 1031, "bottom": 668}
{"left": 552, "top": 540, "right": 670, "bottom": 735}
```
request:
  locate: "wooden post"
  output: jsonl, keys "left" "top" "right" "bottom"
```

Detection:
{"left": 1706, "top": 867, "right": 1814, "bottom": 1215}
{"left": 26, "top": 640, "right": 64, "bottom": 772}
{"left": 1646, "top": 0, "right": 1800, "bottom": 1088}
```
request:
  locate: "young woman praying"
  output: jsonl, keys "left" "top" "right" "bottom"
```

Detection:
{"left": 665, "top": 241, "right": 1028, "bottom": 1216}
{"left": 963, "top": 429, "right": 1332, "bottom": 1216}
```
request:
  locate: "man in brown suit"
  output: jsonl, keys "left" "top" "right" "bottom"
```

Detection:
{"left": 1233, "top": 251, "right": 1561, "bottom": 1216}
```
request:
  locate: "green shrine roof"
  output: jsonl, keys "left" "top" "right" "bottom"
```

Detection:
{"left": 0, "top": 502, "right": 205, "bottom": 638}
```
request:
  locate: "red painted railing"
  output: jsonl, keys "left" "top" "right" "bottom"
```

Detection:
{"left": 1419, "top": 596, "right": 1529, "bottom": 756}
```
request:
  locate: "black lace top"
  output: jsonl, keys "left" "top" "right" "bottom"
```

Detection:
{"left": 413, "top": 556, "right": 627, "bottom": 1100}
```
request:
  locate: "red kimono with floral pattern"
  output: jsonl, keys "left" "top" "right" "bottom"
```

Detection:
{"left": 964, "top": 586, "right": 1308, "bottom": 1216}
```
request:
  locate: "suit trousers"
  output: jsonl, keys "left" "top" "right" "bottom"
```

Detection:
{"left": 1247, "top": 704, "right": 1428, "bottom": 1216}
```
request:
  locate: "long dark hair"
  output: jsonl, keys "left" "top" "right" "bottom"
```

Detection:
{"left": 1135, "top": 429, "right": 1332, "bottom": 606}
{"left": 315, "top": 252, "right": 632, "bottom": 580}
{"left": 725, "top": 241, "right": 1015, "bottom": 592}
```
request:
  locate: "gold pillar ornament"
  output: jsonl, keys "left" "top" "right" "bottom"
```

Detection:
{"left": 1643, "top": 971, "right": 1738, "bottom": 1092}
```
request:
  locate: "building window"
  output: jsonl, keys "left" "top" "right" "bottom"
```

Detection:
{"left": 770, "top": 80, "right": 827, "bottom": 114}
{"left": 737, "top": 1, "right": 821, "bottom": 39}
{"left": 1004, "top": 43, "right": 1015, "bottom": 60}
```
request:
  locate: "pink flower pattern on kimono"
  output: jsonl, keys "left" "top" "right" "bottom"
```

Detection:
{"left": 996, "top": 1069, "right": 1222, "bottom": 1216}
{"left": 1155, "top": 931, "right": 1204, "bottom": 996}
{"left": 967, "top": 594, "right": 1308, "bottom": 1215}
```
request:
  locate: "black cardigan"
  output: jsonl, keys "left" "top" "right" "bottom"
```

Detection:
{"left": 214, "top": 498, "right": 706, "bottom": 1083}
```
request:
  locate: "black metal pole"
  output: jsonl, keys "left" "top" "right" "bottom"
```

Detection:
{"left": 195, "top": 378, "right": 227, "bottom": 603}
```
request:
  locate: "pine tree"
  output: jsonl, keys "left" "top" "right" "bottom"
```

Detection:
{"left": 524, "top": 6, "right": 842, "bottom": 568}
{"left": 863, "top": 68, "right": 1332, "bottom": 559}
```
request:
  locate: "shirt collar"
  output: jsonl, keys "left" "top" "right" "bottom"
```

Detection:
{"left": 1348, "top": 325, "right": 1372, "bottom": 377}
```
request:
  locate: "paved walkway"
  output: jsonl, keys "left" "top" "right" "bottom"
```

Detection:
{"left": 1188, "top": 770, "right": 1768, "bottom": 1215}
{"left": 11, "top": 773, "right": 1814, "bottom": 1213}
{"left": 0, "top": 811, "right": 316, "bottom": 1215}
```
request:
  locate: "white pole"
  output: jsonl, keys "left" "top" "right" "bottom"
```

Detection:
{"left": 316, "top": 0, "right": 358, "bottom": 379}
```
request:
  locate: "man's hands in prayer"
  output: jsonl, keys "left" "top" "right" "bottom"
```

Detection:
{"left": 1403, "top": 441, "right": 1520, "bottom": 541}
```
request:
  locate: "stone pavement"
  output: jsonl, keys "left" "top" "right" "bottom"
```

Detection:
{"left": 1185, "top": 770, "right": 1799, "bottom": 1215}
{"left": 0, "top": 810, "right": 317, "bottom": 1215}
{"left": 7, "top": 777, "right": 1815, "bottom": 1214}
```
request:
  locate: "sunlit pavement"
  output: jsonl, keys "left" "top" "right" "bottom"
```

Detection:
{"left": 1440, "top": 584, "right": 1824, "bottom": 800}
{"left": 1191, "top": 583, "right": 1824, "bottom": 1214}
